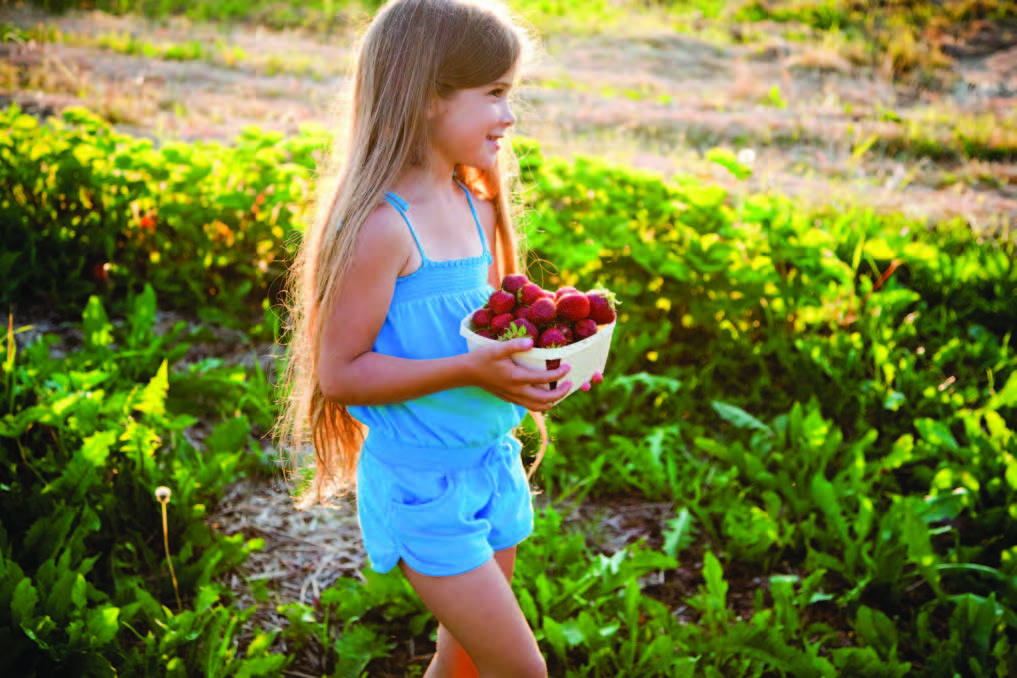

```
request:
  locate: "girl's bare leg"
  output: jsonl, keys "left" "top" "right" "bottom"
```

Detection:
{"left": 402, "top": 546, "right": 544, "bottom": 678}
{"left": 424, "top": 547, "right": 517, "bottom": 678}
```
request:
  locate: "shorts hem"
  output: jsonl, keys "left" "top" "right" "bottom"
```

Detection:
{"left": 489, "top": 524, "right": 533, "bottom": 553}
{"left": 397, "top": 549, "right": 493, "bottom": 578}
{"left": 366, "top": 552, "right": 400, "bottom": 575}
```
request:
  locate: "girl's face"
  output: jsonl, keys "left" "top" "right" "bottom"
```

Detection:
{"left": 429, "top": 65, "right": 518, "bottom": 171}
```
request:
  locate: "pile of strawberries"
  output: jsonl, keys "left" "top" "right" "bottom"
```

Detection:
{"left": 469, "top": 274, "right": 619, "bottom": 348}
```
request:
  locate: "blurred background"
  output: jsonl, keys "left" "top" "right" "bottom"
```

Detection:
{"left": 3, "top": 0, "right": 1015, "bottom": 226}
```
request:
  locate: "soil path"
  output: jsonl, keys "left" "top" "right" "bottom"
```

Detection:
{"left": 4, "top": 5, "right": 1016, "bottom": 228}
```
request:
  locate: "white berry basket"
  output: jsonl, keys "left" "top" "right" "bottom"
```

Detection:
{"left": 459, "top": 313, "right": 617, "bottom": 400}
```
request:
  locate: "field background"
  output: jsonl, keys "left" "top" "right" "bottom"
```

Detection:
{"left": 2, "top": 0, "right": 1017, "bottom": 676}
{"left": 4, "top": 0, "right": 1017, "bottom": 224}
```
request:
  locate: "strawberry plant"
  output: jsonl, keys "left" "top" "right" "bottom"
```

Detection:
{"left": 0, "top": 287, "right": 284, "bottom": 675}
{"left": 4, "top": 103, "right": 1017, "bottom": 675}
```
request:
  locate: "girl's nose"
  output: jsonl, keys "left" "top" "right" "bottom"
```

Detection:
{"left": 502, "top": 104, "right": 516, "bottom": 128}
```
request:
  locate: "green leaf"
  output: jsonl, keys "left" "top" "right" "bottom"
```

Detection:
{"left": 662, "top": 508, "right": 695, "bottom": 559}
{"left": 883, "top": 391, "right": 906, "bottom": 411}
{"left": 83, "top": 297, "right": 112, "bottom": 350}
{"left": 951, "top": 593, "right": 1000, "bottom": 659}
{"left": 128, "top": 284, "right": 157, "bottom": 350}
{"left": 11, "top": 578, "right": 38, "bottom": 624}
{"left": 205, "top": 415, "right": 251, "bottom": 454}
{"left": 543, "top": 616, "right": 567, "bottom": 661}
{"left": 84, "top": 606, "right": 119, "bottom": 646}
{"left": 711, "top": 401, "right": 772, "bottom": 435}
{"left": 854, "top": 605, "right": 898, "bottom": 658}
{"left": 334, "top": 623, "right": 392, "bottom": 678}
{"left": 234, "top": 655, "right": 288, "bottom": 678}
{"left": 46, "top": 568, "right": 79, "bottom": 619}
{"left": 134, "top": 360, "right": 168, "bottom": 416}
{"left": 864, "top": 239, "right": 897, "bottom": 261}
{"left": 71, "top": 573, "right": 87, "bottom": 612}
{"left": 702, "top": 551, "right": 729, "bottom": 630}
{"left": 706, "top": 148, "right": 752, "bottom": 180}
{"left": 988, "top": 371, "right": 1017, "bottom": 410}
{"left": 914, "top": 418, "right": 959, "bottom": 452}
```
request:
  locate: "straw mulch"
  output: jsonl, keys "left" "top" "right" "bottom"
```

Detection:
{"left": 209, "top": 474, "right": 370, "bottom": 675}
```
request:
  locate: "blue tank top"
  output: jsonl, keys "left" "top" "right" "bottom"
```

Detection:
{"left": 348, "top": 180, "right": 527, "bottom": 452}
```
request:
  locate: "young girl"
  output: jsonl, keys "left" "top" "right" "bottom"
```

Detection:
{"left": 275, "top": 1, "right": 597, "bottom": 675}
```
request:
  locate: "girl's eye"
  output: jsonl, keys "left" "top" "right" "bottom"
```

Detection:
{"left": 490, "top": 88, "right": 506, "bottom": 98}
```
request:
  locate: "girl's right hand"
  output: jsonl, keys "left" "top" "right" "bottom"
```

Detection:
{"left": 465, "top": 338, "right": 572, "bottom": 412}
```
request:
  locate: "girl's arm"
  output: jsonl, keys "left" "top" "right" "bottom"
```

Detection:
{"left": 318, "top": 205, "right": 571, "bottom": 410}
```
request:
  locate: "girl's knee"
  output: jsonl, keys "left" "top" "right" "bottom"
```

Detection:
{"left": 520, "top": 653, "right": 548, "bottom": 678}
{"left": 478, "top": 651, "right": 546, "bottom": 678}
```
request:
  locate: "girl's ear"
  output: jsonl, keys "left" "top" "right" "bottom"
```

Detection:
{"left": 427, "top": 93, "right": 448, "bottom": 120}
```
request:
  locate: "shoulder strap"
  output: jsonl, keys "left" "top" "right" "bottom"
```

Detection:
{"left": 383, "top": 192, "right": 427, "bottom": 262}
{"left": 455, "top": 180, "right": 491, "bottom": 259}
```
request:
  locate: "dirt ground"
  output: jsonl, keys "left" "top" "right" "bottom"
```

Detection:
{"left": 3, "top": 4, "right": 1017, "bottom": 228}
{"left": 3, "top": 4, "right": 1016, "bottom": 672}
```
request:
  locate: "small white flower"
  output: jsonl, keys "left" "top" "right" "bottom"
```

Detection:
{"left": 737, "top": 148, "right": 756, "bottom": 165}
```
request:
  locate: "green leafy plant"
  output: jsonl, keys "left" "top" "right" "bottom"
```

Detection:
{"left": 0, "top": 287, "right": 283, "bottom": 675}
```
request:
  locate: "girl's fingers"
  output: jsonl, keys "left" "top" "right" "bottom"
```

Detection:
{"left": 517, "top": 363, "right": 571, "bottom": 385}
{"left": 540, "top": 381, "right": 572, "bottom": 403}
{"left": 516, "top": 382, "right": 572, "bottom": 409}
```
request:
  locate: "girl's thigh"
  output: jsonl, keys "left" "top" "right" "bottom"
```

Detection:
{"left": 493, "top": 545, "right": 516, "bottom": 582}
{"left": 399, "top": 556, "right": 546, "bottom": 678}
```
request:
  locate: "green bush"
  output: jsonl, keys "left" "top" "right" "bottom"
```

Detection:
{"left": 0, "top": 104, "right": 319, "bottom": 336}
{"left": 0, "top": 285, "right": 285, "bottom": 675}
{"left": 513, "top": 141, "right": 1017, "bottom": 674}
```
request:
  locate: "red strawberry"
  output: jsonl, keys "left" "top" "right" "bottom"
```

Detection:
{"left": 556, "top": 293, "right": 590, "bottom": 322}
{"left": 553, "top": 322, "right": 574, "bottom": 344}
{"left": 574, "top": 318, "right": 597, "bottom": 340}
{"left": 503, "top": 318, "right": 538, "bottom": 340}
{"left": 587, "top": 289, "right": 619, "bottom": 325}
{"left": 529, "top": 298, "right": 557, "bottom": 326}
{"left": 555, "top": 286, "right": 579, "bottom": 301}
{"left": 491, "top": 313, "right": 515, "bottom": 336}
{"left": 517, "top": 305, "right": 534, "bottom": 324}
{"left": 472, "top": 308, "right": 492, "bottom": 328}
{"left": 538, "top": 327, "right": 567, "bottom": 348}
{"left": 518, "top": 283, "right": 544, "bottom": 306}
{"left": 489, "top": 289, "right": 516, "bottom": 315}
{"left": 476, "top": 329, "right": 496, "bottom": 340}
{"left": 501, "top": 274, "right": 528, "bottom": 294}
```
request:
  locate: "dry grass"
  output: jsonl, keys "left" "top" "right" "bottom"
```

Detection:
{"left": 729, "top": 59, "right": 772, "bottom": 102}
{"left": 785, "top": 43, "right": 853, "bottom": 73}
{"left": 0, "top": 42, "right": 86, "bottom": 96}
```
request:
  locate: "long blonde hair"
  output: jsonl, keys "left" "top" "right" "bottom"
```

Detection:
{"left": 274, "top": 0, "right": 541, "bottom": 504}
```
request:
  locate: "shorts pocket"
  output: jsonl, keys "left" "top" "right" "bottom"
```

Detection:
{"left": 386, "top": 468, "right": 457, "bottom": 512}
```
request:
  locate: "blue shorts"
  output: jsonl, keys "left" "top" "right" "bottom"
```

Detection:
{"left": 355, "top": 432, "right": 535, "bottom": 577}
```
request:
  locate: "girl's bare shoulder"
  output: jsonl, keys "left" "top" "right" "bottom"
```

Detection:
{"left": 354, "top": 200, "right": 413, "bottom": 273}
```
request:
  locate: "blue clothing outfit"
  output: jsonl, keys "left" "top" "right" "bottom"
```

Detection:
{"left": 350, "top": 180, "right": 532, "bottom": 577}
